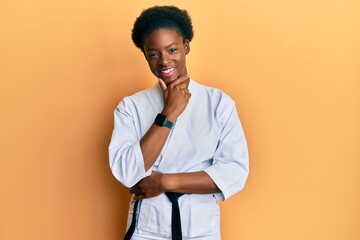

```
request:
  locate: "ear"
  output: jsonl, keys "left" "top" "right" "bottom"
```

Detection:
{"left": 184, "top": 40, "right": 190, "bottom": 55}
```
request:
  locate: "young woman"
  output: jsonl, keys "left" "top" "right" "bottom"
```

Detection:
{"left": 109, "top": 6, "right": 249, "bottom": 240}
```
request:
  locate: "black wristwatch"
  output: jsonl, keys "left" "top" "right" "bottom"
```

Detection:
{"left": 154, "top": 113, "right": 174, "bottom": 129}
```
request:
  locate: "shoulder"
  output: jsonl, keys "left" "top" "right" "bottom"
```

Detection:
{"left": 192, "top": 80, "right": 237, "bottom": 128}
{"left": 117, "top": 84, "right": 160, "bottom": 110}
{"left": 193, "top": 80, "right": 235, "bottom": 107}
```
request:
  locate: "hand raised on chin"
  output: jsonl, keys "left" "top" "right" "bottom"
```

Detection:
{"left": 158, "top": 74, "right": 191, "bottom": 122}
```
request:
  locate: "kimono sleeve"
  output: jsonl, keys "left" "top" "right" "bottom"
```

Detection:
{"left": 108, "top": 99, "right": 152, "bottom": 188}
{"left": 204, "top": 99, "right": 249, "bottom": 201}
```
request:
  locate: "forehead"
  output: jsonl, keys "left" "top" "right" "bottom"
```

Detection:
{"left": 143, "top": 28, "right": 184, "bottom": 50}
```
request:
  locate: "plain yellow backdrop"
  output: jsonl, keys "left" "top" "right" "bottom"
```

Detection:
{"left": 0, "top": 0, "right": 359, "bottom": 239}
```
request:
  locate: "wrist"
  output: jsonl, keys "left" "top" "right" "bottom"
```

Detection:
{"left": 161, "top": 174, "right": 178, "bottom": 192}
{"left": 161, "top": 110, "right": 178, "bottom": 122}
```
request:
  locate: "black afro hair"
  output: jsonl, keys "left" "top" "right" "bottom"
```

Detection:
{"left": 131, "top": 6, "right": 194, "bottom": 51}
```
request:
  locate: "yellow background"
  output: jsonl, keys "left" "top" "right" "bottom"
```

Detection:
{"left": 1, "top": 0, "right": 359, "bottom": 239}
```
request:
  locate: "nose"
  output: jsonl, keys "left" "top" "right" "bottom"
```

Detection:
{"left": 159, "top": 53, "right": 170, "bottom": 65}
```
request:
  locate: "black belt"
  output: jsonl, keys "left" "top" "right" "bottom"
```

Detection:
{"left": 123, "top": 199, "right": 139, "bottom": 240}
{"left": 124, "top": 192, "right": 184, "bottom": 240}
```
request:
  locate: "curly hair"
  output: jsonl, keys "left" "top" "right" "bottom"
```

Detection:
{"left": 131, "top": 6, "right": 194, "bottom": 51}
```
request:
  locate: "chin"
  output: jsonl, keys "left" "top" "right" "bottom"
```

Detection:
{"left": 158, "top": 73, "right": 179, "bottom": 84}
{"left": 167, "top": 75, "right": 181, "bottom": 84}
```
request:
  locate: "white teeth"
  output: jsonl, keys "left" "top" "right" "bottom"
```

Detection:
{"left": 161, "top": 68, "right": 174, "bottom": 74}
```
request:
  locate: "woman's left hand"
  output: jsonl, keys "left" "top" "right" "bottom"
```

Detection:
{"left": 130, "top": 171, "right": 164, "bottom": 200}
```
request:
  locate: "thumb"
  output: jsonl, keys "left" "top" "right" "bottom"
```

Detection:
{"left": 158, "top": 78, "right": 167, "bottom": 92}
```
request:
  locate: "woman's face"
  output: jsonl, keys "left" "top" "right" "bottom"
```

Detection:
{"left": 142, "top": 28, "right": 190, "bottom": 85}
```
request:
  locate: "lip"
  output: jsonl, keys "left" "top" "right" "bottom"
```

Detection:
{"left": 158, "top": 67, "right": 175, "bottom": 78}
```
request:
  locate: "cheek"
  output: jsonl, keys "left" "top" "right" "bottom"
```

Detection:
{"left": 178, "top": 55, "right": 187, "bottom": 68}
{"left": 147, "top": 61, "right": 155, "bottom": 70}
{"left": 147, "top": 62, "right": 159, "bottom": 77}
{"left": 179, "top": 52, "right": 187, "bottom": 63}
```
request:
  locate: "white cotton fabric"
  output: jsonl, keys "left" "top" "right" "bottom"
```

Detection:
{"left": 109, "top": 79, "right": 249, "bottom": 239}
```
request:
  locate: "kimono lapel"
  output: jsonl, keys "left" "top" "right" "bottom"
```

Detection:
{"left": 156, "top": 79, "right": 197, "bottom": 172}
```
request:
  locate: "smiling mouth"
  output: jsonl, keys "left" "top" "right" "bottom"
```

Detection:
{"left": 160, "top": 68, "right": 175, "bottom": 74}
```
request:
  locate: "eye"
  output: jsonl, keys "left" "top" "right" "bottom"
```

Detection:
{"left": 169, "top": 48, "right": 177, "bottom": 53}
{"left": 147, "top": 52, "right": 158, "bottom": 59}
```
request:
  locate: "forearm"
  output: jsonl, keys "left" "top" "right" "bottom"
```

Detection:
{"left": 140, "top": 123, "right": 171, "bottom": 171}
{"left": 161, "top": 171, "right": 220, "bottom": 194}
{"left": 130, "top": 171, "right": 220, "bottom": 200}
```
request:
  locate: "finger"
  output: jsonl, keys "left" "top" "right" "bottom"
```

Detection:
{"left": 129, "top": 188, "right": 142, "bottom": 195}
{"left": 158, "top": 78, "right": 167, "bottom": 92}
{"left": 169, "top": 74, "right": 190, "bottom": 88}
{"left": 176, "top": 82, "right": 188, "bottom": 90}
{"left": 187, "top": 92, "right": 192, "bottom": 100}
{"left": 181, "top": 89, "right": 190, "bottom": 94}
{"left": 134, "top": 194, "right": 144, "bottom": 201}
{"left": 174, "top": 75, "right": 190, "bottom": 90}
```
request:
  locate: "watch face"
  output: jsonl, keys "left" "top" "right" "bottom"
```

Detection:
{"left": 154, "top": 113, "right": 174, "bottom": 129}
{"left": 155, "top": 114, "right": 166, "bottom": 126}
